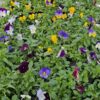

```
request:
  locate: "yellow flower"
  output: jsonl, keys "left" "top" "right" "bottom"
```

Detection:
{"left": 51, "top": 35, "right": 58, "bottom": 44}
{"left": 84, "top": 22, "right": 88, "bottom": 27}
{"left": 10, "top": 1, "right": 15, "bottom": 6}
{"left": 29, "top": 13, "right": 35, "bottom": 20}
{"left": 19, "top": 15, "right": 26, "bottom": 22}
{"left": 61, "top": 14, "right": 67, "bottom": 19}
{"left": 25, "top": 4, "right": 31, "bottom": 10}
{"left": 89, "top": 32, "right": 96, "bottom": 37}
{"left": 52, "top": 16, "right": 56, "bottom": 22}
{"left": 69, "top": 7, "right": 75, "bottom": 15}
{"left": 10, "top": 6, "right": 14, "bottom": 12}
{"left": 47, "top": 47, "right": 53, "bottom": 53}
{"left": 56, "top": 15, "right": 62, "bottom": 19}
{"left": 80, "top": 12, "right": 83, "bottom": 18}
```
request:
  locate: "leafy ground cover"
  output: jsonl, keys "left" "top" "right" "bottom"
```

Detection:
{"left": 0, "top": 0, "right": 100, "bottom": 100}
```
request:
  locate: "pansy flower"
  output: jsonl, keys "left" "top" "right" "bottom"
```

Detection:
{"left": 8, "top": 45, "right": 14, "bottom": 52}
{"left": 88, "top": 28, "right": 96, "bottom": 37}
{"left": 57, "top": 48, "right": 66, "bottom": 58}
{"left": 18, "top": 61, "right": 29, "bottom": 73}
{"left": 55, "top": 9, "right": 63, "bottom": 19}
{"left": 47, "top": 47, "right": 53, "bottom": 53}
{"left": 0, "top": 36, "right": 9, "bottom": 42}
{"left": 16, "top": 34, "right": 23, "bottom": 40}
{"left": 58, "top": 30, "right": 69, "bottom": 39}
{"left": 95, "top": 41, "right": 100, "bottom": 50}
{"left": 39, "top": 67, "right": 51, "bottom": 79}
{"left": 20, "top": 43, "right": 29, "bottom": 52}
{"left": 10, "top": 0, "right": 20, "bottom": 7}
{"left": 37, "top": 89, "right": 46, "bottom": 100}
{"left": 4, "top": 23, "right": 14, "bottom": 35}
{"left": 29, "top": 12, "right": 35, "bottom": 20}
{"left": 8, "top": 15, "right": 17, "bottom": 24}
{"left": 90, "top": 51, "right": 97, "bottom": 60}
{"left": 19, "top": 15, "right": 26, "bottom": 22}
{"left": 76, "top": 85, "right": 85, "bottom": 93}
{"left": 79, "top": 47, "right": 87, "bottom": 54}
{"left": 88, "top": 16, "right": 95, "bottom": 24}
{"left": 79, "top": 12, "right": 84, "bottom": 18}
{"left": 21, "top": 95, "right": 31, "bottom": 100}
{"left": 25, "top": 3, "right": 31, "bottom": 10}
{"left": 51, "top": 35, "right": 58, "bottom": 44}
{"left": 29, "top": 24, "right": 36, "bottom": 34}
{"left": 0, "top": 8, "right": 8, "bottom": 17}
{"left": 68, "top": 7, "right": 75, "bottom": 16}
{"left": 45, "top": 0, "right": 55, "bottom": 6}
{"left": 73, "top": 67, "right": 79, "bottom": 80}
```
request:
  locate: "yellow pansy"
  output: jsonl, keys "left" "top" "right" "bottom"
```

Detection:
{"left": 80, "top": 12, "right": 84, "bottom": 18}
{"left": 51, "top": 35, "right": 58, "bottom": 44}
{"left": 69, "top": 7, "right": 75, "bottom": 15}
{"left": 25, "top": 4, "right": 31, "bottom": 10}
{"left": 47, "top": 47, "right": 53, "bottom": 53}
{"left": 10, "top": 0, "right": 15, "bottom": 6}
{"left": 19, "top": 15, "right": 26, "bottom": 22}
{"left": 61, "top": 14, "right": 67, "bottom": 19}
{"left": 89, "top": 32, "right": 96, "bottom": 37}
{"left": 52, "top": 16, "right": 56, "bottom": 22}
{"left": 84, "top": 22, "right": 88, "bottom": 27}
{"left": 56, "top": 15, "right": 62, "bottom": 19}
{"left": 29, "top": 13, "right": 35, "bottom": 20}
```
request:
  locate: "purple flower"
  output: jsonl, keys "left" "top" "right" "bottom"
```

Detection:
{"left": 88, "top": 16, "right": 94, "bottom": 23}
{"left": 76, "top": 85, "right": 85, "bottom": 93}
{"left": 58, "top": 30, "right": 69, "bottom": 39}
{"left": 46, "top": 0, "right": 52, "bottom": 5}
{"left": 57, "top": 49, "right": 66, "bottom": 57}
{"left": 55, "top": 9, "right": 63, "bottom": 16}
{"left": 0, "top": 8, "right": 7, "bottom": 17}
{"left": 79, "top": 47, "right": 87, "bottom": 54}
{"left": 90, "top": 51, "right": 97, "bottom": 60}
{"left": 4, "top": 23, "right": 14, "bottom": 35}
{"left": 39, "top": 67, "right": 51, "bottom": 79}
{"left": 8, "top": 45, "right": 14, "bottom": 52}
{"left": 88, "top": 28, "right": 94, "bottom": 33}
{"left": 18, "top": 61, "right": 29, "bottom": 73}
{"left": 0, "top": 36, "right": 9, "bottom": 41}
{"left": 20, "top": 43, "right": 29, "bottom": 52}
{"left": 73, "top": 67, "right": 79, "bottom": 80}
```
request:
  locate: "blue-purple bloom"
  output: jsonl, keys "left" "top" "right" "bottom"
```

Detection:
{"left": 46, "top": 0, "right": 52, "bottom": 5}
{"left": 58, "top": 30, "right": 69, "bottom": 39}
{"left": 18, "top": 61, "right": 29, "bottom": 73}
{"left": 0, "top": 8, "right": 7, "bottom": 17}
{"left": 88, "top": 28, "right": 94, "bottom": 33}
{"left": 90, "top": 51, "right": 97, "bottom": 60}
{"left": 39, "top": 67, "right": 51, "bottom": 79}
{"left": 57, "top": 49, "right": 66, "bottom": 57}
{"left": 79, "top": 47, "right": 87, "bottom": 54}
{"left": 88, "top": 16, "right": 94, "bottom": 23}
{"left": 0, "top": 36, "right": 9, "bottom": 41}
{"left": 8, "top": 45, "right": 14, "bottom": 52}
{"left": 55, "top": 9, "right": 63, "bottom": 16}
{"left": 4, "top": 23, "right": 14, "bottom": 35}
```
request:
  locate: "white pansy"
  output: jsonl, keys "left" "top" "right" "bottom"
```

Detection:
{"left": 29, "top": 24, "right": 36, "bottom": 34}
{"left": 16, "top": 34, "right": 23, "bottom": 40}
{"left": 35, "top": 20, "right": 40, "bottom": 25}
{"left": 15, "top": 2, "right": 20, "bottom": 7}
{"left": 21, "top": 95, "right": 31, "bottom": 100}
{"left": 8, "top": 16, "right": 17, "bottom": 24}
{"left": 95, "top": 42, "right": 100, "bottom": 50}
{"left": 37, "top": 89, "right": 46, "bottom": 100}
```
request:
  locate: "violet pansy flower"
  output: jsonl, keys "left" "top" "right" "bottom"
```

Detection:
{"left": 0, "top": 36, "right": 9, "bottom": 41}
{"left": 45, "top": 0, "right": 52, "bottom": 6}
{"left": 58, "top": 30, "right": 69, "bottom": 39}
{"left": 76, "top": 85, "right": 85, "bottom": 93}
{"left": 79, "top": 47, "right": 87, "bottom": 54}
{"left": 18, "top": 61, "right": 29, "bottom": 73}
{"left": 55, "top": 9, "right": 63, "bottom": 16}
{"left": 90, "top": 51, "right": 97, "bottom": 60}
{"left": 20, "top": 43, "right": 29, "bottom": 52}
{"left": 39, "top": 67, "right": 51, "bottom": 79}
{"left": 88, "top": 16, "right": 95, "bottom": 23}
{"left": 0, "top": 8, "right": 8, "bottom": 17}
{"left": 4, "top": 23, "right": 14, "bottom": 35}
{"left": 73, "top": 67, "right": 79, "bottom": 80}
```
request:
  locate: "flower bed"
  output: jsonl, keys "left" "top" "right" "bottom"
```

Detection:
{"left": 0, "top": 0, "right": 100, "bottom": 99}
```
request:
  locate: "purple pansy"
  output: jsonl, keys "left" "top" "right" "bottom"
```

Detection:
{"left": 46, "top": 0, "right": 52, "bottom": 5}
{"left": 20, "top": 43, "right": 29, "bottom": 52}
{"left": 73, "top": 67, "right": 79, "bottom": 80}
{"left": 18, "top": 61, "right": 29, "bottom": 73}
{"left": 0, "top": 8, "right": 7, "bottom": 17}
{"left": 39, "top": 67, "right": 51, "bottom": 79}
{"left": 76, "top": 85, "right": 85, "bottom": 93}
{"left": 57, "top": 49, "right": 66, "bottom": 57}
{"left": 4, "top": 23, "right": 14, "bottom": 35}
{"left": 55, "top": 9, "right": 63, "bottom": 16}
{"left": 0, "top": 36, "right": 9, "bottom": 41}
{"left": 90, "top": 51, "right": 97, "bottom": 60}
{"left": 88, "top": 28, "right": 94, "bottom": 33}
{"left": 79, "top": 47, "right": 87, "bottom": 54}
{"left": 58, "top": 30, "right": 69, "bottom": 39}
{"left": 8, "top": 45, "right": 14, "bottom": 52}
{"left": 88, "top": 16, "right": 95, "bottom": 23}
